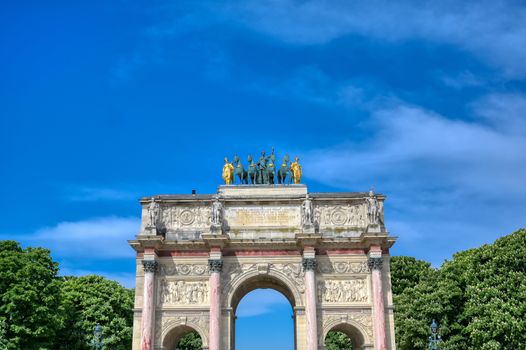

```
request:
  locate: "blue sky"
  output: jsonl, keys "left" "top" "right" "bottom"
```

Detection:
{"left": 1, "top": 0, "right": 526, "bottom": 347}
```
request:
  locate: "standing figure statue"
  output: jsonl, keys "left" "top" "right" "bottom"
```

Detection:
{"left": 278, "top": 154, "right": 290, "bottom": 184}
{"left": 247, "top": 155, "right": 257, "bottom": 184}
{"left": 222, "top": 157, "right": 234, "bottom": 185}
{"left": 147, "top": 197, "right": 160, "bottom": 228}
{"left": 211, "top": 196, "right": 223, "bottom": 226}
{"left": 257, "top": 150, "right": 269, "bottom": 184}
{"left": 290, "top": 156, "right": 302, "bottom": 184}
{"left": 366, "top": 188, "right": 380, "bottom": 224}
{"left": 302, "top": 194, "right": 313, "bottom": 227}
{"left": 233, "top": 155, "right": 248, "bottom": 184}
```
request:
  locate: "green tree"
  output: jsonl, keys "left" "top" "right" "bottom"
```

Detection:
{"left": 325, "top": 330, "right": 353, "bottom": 350}
{"left": 390, "top": 256, "right": 433, "bottom": 296}
{"left": 56, "top": 275, "right": 134, "bottom": 350}
{"left": 0, "top": 240, "right": 62, "bottom": 350}
{"left": 393, "top": 229, "right": 526, "bottom": 350}
{"left": 176, "top": 331, "right": 202, "bottom": 350}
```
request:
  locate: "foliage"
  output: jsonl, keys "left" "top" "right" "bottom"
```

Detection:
{"left": 56, "top": 275, "right": 134, "bottom": 350}
{"left": 0, "top": 241, "right": 62, "bottom": 350}
{"left": 0, "top": 240, "right": 134, "bottom": 350}
{"left": 325, "top": 330, "right": 353, "bottom": 350}
{"left": 176, "top": 331, "right": 202, "bottom": 350}
{"left": 393, "top": 229, "right": 526, "bottom": 350}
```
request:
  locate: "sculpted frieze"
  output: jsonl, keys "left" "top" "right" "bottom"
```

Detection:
{"left": 318, "top": 279, "right": 368, "bottom": 303}
{"left": 159, "top": 279, "right": 209, "bottom": 305}
{"left": 314, "top": 204, "right": 367, "bottom": 228}
{"left": 317, "top": 261, "right": 369, "bottom": 274}
{"left": 159, "top": 264, "right": 209, "bottom": 276}
{"left": 154, "top": 206, "right": 212, "bottom": 230}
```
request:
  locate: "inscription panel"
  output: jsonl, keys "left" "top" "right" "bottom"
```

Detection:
{"left": 224, "top": 205, "right": 301, "bottom": 228}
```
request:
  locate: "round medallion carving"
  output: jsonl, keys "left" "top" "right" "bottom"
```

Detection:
{"left": 179, "top": 210, "right": 195, "bottom": 225}
{"left": 331, "top": 209, "right": 348, "bottom": 225}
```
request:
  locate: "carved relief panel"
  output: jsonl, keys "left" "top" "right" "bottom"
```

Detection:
{"left": 317, "top": 279, "right": 369, "bottom": 303}
{"left": 142, "top": 205, "right": 212, "bottom": 231}
{"left": 314, "top": 203, "right": 368, "bottom": 229}
{"left": 159, "top": 279, "right": 209, "bottom": 305}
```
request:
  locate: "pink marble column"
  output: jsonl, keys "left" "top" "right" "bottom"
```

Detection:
{"left": 303, "top": 257, "right": 318, "bottom": 350}
{"left": 208, "top": 259, "right": 223, "bottom": 350}
{"left": 369, "top": 256, "right": 387, "bottom": 350}
{"left": 141, "top": 259, "right": 158, "bottom": 350}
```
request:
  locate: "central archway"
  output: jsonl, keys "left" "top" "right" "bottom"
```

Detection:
{"left": 228, "top": 274, "right": 299, "bottom": 350}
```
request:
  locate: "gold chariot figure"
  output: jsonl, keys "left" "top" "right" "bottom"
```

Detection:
{"left": 222, "top": 157, "right": 234, "bottom": 185}
{"left": 290, "top": 156, "right": 302, "bottom": 184}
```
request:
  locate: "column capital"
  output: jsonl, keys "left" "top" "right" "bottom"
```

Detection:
{"left": 208, "top": 259, "right": 223, "bottom": 273}
{"left": 368, "top": 256, "right": 383, "bottom": 271}
{"left": 302, "top": 257, "right": 317, "bottom": 271}
{"left": 142, "top": 259, "right": 159, "bottom": 273}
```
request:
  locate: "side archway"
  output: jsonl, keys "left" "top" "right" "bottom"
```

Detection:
{"left": 322, "top": 317, "right": 373, "bottom": 350}
{"left": 161, "top": 318, "right": 209, "bottom": 350}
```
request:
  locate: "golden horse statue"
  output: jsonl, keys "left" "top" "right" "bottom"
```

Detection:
{"left": 222, "top": 157, "right": 234, "bottom": 185}
{"left": 290, "top": 156, "right": 302, "bottom": 184}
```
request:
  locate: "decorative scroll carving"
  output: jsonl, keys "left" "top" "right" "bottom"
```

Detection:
{"left": 208, "top": 259, "right": 223, "bottom": 273}
{"left": 324, "top": 312, "right": 373, "bottom": 340}
{"left": 221, "top": 262, "right": 305, "bottom": 294}
{"left": 367, "top": 257, "right": 383, "bottom": 271}
{"left": 314, "top": 204, "right": 367, "bottom": 228}
{"left": 142, "top": 260, "right": 158, "bottom": 273}
{"left": 318, "top": 279, "right": 368, "bottom": 303}
{"left": 302, "top": 258, "right": 317, "bottom": 271}
{"left": 159, "top": 264, "right": 209, "bottom": 276}
{"left": 317, "top": 261, "right": 369, "bottom": 274}
{"left": 156, "top": 206, "right": 212, "bottom": 230}
{"left": 160, "top": 280, "right": 208, "bottom": 305}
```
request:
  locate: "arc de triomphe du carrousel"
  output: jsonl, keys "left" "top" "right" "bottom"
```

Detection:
{"left": 129, "top": 152, "right": 397, "bottom": 350}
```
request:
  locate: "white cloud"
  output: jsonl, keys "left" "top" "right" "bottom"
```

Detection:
{"left": 237, "top": 289, "right": 291, "bottom": 317}
{"left": 26, "top": 217, "right": 140, "bottom": 259}
{"left": 472, "top": 92, "right": 526, "bottom": 135}
{"left": 301, "top": 95, "right": 526, "bottom": 264}
{"left": 222, "top": 0, "right": 526, "bottom": 78}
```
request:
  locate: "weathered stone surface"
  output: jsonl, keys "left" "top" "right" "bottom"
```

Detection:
{"left": 130, "top": 185, "right": 397, "bottom": 350}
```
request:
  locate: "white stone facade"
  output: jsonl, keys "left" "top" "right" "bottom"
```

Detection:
{"left": 130, "top": 185, "right": 396, "bottom": 350}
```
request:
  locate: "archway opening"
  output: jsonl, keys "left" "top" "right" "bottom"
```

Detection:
{"left": 231, "top": 276, "right": 296, "bottom": 350}
{"left": 163, "top": 325, "right": 203, "bottom": 350}
{"left": 325, "top": 330, "right": 353, "bottom": 350}
{"left": 325, "top": 323, "right": 365, "bottom": 350}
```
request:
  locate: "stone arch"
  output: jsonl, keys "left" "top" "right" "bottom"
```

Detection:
{"left": 161, "top": 318, "right": 209, "bottom": 350}
{"left": 225, "top": 268, "right": 303, "bottom": 310}
{"left": 323, "top": 317, "right": 372, "bottom": 350}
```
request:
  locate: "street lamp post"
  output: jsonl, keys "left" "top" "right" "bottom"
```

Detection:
{"left": 93, "top": 323, "right": 104, "bottom": 350}
{"left": 428, "top": 319, "right": 443, "bottom": 350}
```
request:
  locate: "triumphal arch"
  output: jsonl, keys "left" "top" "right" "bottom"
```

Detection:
{"left": 130, "top": 178, "right": 397, "bottom": 350}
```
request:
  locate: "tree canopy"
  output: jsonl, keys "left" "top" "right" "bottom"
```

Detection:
{"left": 392, "top": 228, "right": 526, "bottom": 350}
{"left": 0, "top": 241, "right": 134, "bottom": 350}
